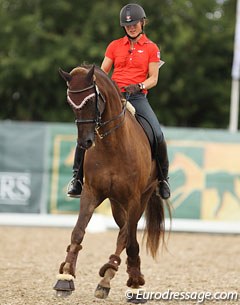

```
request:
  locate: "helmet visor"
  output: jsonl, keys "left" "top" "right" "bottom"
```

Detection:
{"left": 121, "top": 19, "right": 140, "bottom": 26}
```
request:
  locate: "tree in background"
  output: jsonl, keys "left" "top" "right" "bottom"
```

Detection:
{"left": 0, "top": 0, "right": 236, "bottom": 128}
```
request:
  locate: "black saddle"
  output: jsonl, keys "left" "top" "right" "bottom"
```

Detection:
{"left": 135, "top": 114, "right": 157, "bottom": 158}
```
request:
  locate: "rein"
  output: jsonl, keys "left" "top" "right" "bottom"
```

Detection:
{"left": 96, "top": 100, "right": 126, "bottom": 139}
{"left": 67, "top": 81, "right": 127, "bottom": 139}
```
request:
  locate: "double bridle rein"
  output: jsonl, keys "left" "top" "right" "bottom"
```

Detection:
{"left": 67, "top": 81, "right": 127, "bottom": 139}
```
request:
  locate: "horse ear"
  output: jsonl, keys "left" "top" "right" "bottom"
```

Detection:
{"left": 59, "top": 68, "right": 72, "bottom": 82}
{"left": 86, "top": 65, "right": 95, "bottom": 83}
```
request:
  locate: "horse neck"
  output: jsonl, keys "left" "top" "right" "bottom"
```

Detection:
{"left": 104, "top": 95, "right": 123, "bottom": 122}
{"left": 97, "top": 74, "right": 123, "bottom": 122}
{"left": 96, "top": 79, "right": 126, "bottom": 149}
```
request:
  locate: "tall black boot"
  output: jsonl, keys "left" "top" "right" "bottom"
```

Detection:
{"left": 156, "top": 138, "right": 171, "bottom": 200}
{"left": 67, "top": 145, "right": 85, "bottom": 198}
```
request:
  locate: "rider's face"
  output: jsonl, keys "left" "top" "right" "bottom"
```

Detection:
{"left": 124, "top": 21, "right": 142, "bottom": 38}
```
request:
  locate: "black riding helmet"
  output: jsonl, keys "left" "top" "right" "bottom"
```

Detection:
{"left": 120, "top": 3, "right": 146, "bottom": 27}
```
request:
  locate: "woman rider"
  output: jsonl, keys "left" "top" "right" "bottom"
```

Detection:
{"left": 67, "top": 3, "right": 170, "bottom": 200}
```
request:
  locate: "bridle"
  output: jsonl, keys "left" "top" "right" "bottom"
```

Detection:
{"left": 67, "top": 81, "right": 127, "bottom": 139}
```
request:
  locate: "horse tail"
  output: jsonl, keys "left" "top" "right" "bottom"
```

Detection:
{"left": 143, "top": 189, "right": 171, "bottom": 259}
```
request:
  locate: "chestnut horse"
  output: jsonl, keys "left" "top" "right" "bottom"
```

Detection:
{"left": 54, "top": 65, "right": 169, "bottom": 302}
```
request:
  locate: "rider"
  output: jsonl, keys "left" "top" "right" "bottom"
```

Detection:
{"left": 67, "top": 3, "right": 170, "bottom": 200}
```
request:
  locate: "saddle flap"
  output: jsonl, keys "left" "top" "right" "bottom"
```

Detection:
{"left": 135, "top": 114, "right": 157, "bottom": 157}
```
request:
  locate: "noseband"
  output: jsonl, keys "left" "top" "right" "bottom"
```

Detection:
{"left": 67, "top": 81, "right": 126, "bottom": 139}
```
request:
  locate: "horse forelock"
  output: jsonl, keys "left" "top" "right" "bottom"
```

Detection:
{"left": 70, "top": 67, "right": 88, "bottom": 76}
{"left": 68, "top": 67, "right": 90, "bottom": 88}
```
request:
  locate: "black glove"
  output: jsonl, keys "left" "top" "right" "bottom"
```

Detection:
{"left": 124, "top": 84, "right": 141, "bottom": 95}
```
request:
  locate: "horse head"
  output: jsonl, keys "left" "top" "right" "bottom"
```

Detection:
{"left": 59, "top": 65, "right": 105, "bottom": 150}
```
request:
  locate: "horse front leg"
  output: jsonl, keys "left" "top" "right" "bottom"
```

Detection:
{"left": 95, "top": 201, "right": 127, "bottom": 299}
{"left": 54, "top": 191, "right": 99, "bottom": 297}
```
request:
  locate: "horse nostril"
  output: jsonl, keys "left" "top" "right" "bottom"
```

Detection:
{"left": 78, "top": 139, "right": 93, "bottom": 150}
{"left": 86, "top": 139, "right": 93, "bottom": 148}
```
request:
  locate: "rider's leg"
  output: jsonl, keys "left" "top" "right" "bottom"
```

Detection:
{"left": 67, "top": 144, "right": 85, "bottom": 198}
{"left": 127, "top": 93, "right": 170, "bottom": 199}
{"left": 155, "top": 136, "right": 170, "bottom": 199}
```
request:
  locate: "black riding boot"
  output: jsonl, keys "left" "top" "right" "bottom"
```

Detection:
{"left": 67, "top": 145, "right": 85, "bottom": 198}
{"left": 156, "top": 139, "right": 171, "bottom": 200}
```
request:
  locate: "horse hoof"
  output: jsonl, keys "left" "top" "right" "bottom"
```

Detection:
{"left": 53, "top": 279, "right": 75, "bottom": 298}
{"left": 94, "top": 284, "right": 110, "bottom": 299}
{"left": 55, "top": 290, "right": 72, "bottom": 298}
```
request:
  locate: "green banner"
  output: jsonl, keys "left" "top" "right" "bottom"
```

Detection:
{"left": 0, "top": 121, "right": 46, "bottom": 213}
{"left": 48, "top": 125, "right": 240, "bottom": 221}
{"left": 47, "top": 123, "right": 79, "bottom": 213}
{"left": 1, "top": 121, "right": 240, "bottom": 221}
{"left": 166, "top": 127, "right": 240, "bottom": 221}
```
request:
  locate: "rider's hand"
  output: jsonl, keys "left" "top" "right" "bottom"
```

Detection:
{"left": 124, "top": 84, "right": 141, "bottom": 95}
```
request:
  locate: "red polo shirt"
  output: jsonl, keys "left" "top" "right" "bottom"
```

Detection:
{"left": 105, "top": 34, "right": 160, "bottom": 92}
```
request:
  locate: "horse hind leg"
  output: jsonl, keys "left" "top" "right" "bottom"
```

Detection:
{"left": 125, "top": 192, "right": 157, "bottom": 304}
{"left": 125, "top": 225, "right": 146, "bottom": 304}
{"left": 126, "top": 235, "right": 145, "bottom": 289}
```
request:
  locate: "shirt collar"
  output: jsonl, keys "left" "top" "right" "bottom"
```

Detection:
{"left": 123, "top": 34, "right": 148, "bottom": 46}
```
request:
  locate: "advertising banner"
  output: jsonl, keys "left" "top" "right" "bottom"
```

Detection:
{"left": 48, "top": 125, "right": 240, "bottom": 221}
{"left": 167, "top": 128, "right": 240, "bottom": 221}
{"left": 1, "top": 121, "right": 240, "bottom": 222}
{"left": 0, "top": 121, "right": 46, "bottom": 213}
{"left": 47, "top": 123, "right": 79, "bottom": 213}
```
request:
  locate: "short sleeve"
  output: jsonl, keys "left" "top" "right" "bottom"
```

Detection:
{"left": 105, "top": 41, "right": 117, "bottom": 60}
{"left": 148, "top": 43, "right": 161, "bottom": 63}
